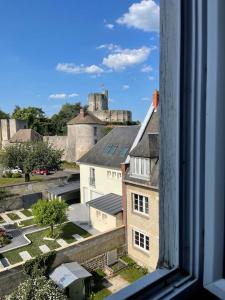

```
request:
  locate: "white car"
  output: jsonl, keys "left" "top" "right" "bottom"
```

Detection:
{"left": 3, "top": 166, "right": 22, "bottom": 175}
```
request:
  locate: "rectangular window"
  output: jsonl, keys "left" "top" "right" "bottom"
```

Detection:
{"left": 133, "top": 230, "right": 150, "bottom": 252}
{"left": 107, "top": 170, "right": 111, "bottom": 178}
{"left": 112, "top": 171, "right": 116, "bottom": 178}
{"left": 132, "top": 193, "right": 149, "bottom": 215}
{"left": 89, "top": 168, "right": 95, "bottom": 186}
{"left": 94, "top": 126, "right": 97, "bottom": 136}
{"left": 130, "top": 157, "right": 150, "bottom": 179}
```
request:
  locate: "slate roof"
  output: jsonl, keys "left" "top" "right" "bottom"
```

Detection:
{"left": 78, "top": 125, "right": 140, "bottom": 168}
{"left": 50, "top": 262, "right": 91, "bottom": 289}
{"left": 48, "top": 181, "right": 80, "bottom": 196}
{"left": 10, "top": 129, "right": 43, "bottom": 143}
{"left": 87, "top": 193, "right": 122, "bottom": 215}
{"left": 125, "top": 108, "right": 159, "bottom": 189}
{"left": 67, "top": 111, "right": 104, "bottom": 125}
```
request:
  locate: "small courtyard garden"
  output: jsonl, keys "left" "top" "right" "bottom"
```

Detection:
{"left": 90, "top": 256, "right": 148, "bottom": 300}
{"left": 0, "top": 222, "right": 91, "bottom": 265}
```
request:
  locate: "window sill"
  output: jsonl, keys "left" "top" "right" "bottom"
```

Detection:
{"left": 132, "top": 210, "right": 149, "bottom": 219}
{"left": 106, "top": 268, "right": 199, "bottom": 300}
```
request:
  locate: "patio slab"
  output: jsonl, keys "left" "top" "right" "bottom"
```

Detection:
{"left": 19, "top": 251, "right": 32, "bottom": 261}
{"left": 104, "top": 275, "right": 129, "bottom": 293}
{"left": 56, "top": 238, "right": 68, "bottom": 247}
{"left": 39, "top": 244, "right": 50, "bottom": 253}
{"left": 72, "top": 234, "right": 84, "bottom": 241}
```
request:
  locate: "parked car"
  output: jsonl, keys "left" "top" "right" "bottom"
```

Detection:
{"left": 3, "top": 166, "right": 22, "bottom": 175}
{"left": 31, "top": 169, "right": 50, "bottom": 175}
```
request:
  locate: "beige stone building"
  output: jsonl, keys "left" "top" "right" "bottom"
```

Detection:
{"left": 87, "top": 193, "right": 123, "bottom": 232}
{"left": 123, "top": 90, "right": 159, "bottom": 271}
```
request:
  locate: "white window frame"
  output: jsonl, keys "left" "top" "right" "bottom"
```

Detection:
{"left": 130, "top": 157, "right": 150, "bottom": 179}
{"left": 132, "top": 193, "right": 149, "bottom": 216}
{"left": 133, "top": 229, "right": 150, "bottom": 253}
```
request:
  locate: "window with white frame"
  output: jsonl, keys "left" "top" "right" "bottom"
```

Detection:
{"left": 133, "top": 230, "right": 149, "bottom": 252}
{"left": 130, "top": 157, "right": 150, "bottom": 179}
{"left": 133, "top": 193, "right": 149, "bottom": 215}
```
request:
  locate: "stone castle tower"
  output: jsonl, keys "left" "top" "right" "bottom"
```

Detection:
{"left": 0, "top": 119, "right": 28, "bottom": 149}
{"left": 88, "top": 90, "right": 132, "bottom": 123}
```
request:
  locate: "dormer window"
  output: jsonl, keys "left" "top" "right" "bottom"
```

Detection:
{"left": 130, "top": 157, "right": 150, "bottom": 179}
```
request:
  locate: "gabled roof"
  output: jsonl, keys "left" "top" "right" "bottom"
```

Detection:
{"left": 50, "top": 262, "right": 91, "bottom": 289}
{"left": 130, "top": 111, "right": 159, "bottom": 158}
{"left": 10, "top": 129, "right": 43, "bottom": 143}
{"left": 67, "top": 111, "right": 104, "bottom": 125}
{"left": 78, "top": 125, "right": 140, "bottom": 168}
{"left": 87, "top": 193, "right": 122, "bottom": 215}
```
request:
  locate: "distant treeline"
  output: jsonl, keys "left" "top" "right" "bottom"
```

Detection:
{"left": 0, "top": 104, "right": 140, "bottom": 136}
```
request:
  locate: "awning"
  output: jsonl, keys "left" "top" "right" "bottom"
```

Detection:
{"left": 49, "top": 262, "right": 92, "bottom": 289}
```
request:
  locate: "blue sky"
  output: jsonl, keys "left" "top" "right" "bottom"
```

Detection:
{"left": 0, "top": 0, "right": 159, "bottom": 121}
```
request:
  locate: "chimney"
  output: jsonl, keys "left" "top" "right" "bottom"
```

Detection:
{"left": 153, "top": 89, "right": 159, "bottom": 112}
{"left": 80, "top": 108, "right": 85, "bottom": 117}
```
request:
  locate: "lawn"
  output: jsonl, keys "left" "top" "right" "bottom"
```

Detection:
{"left": 91, "top": 269, "right": 112, "bottom": 300}
{"left": 6, "top": 212, "right": 20, "bottom": 221}
{"left": 62, "top": 161, "right": 79, "bottom": 170}
{"left": 60, "top": 222, "right": 91, "bottom": 243}
{"left": 20, "top": 209, "right": 32, "bottom": 217}
{"left": 0, "top": 228, "right": 60, "bottom": 265}
{"left": 118, "top": 265, "right": 148, "bottom": 283}
{"left": 19, "top": 218, "right": 35, "bottom": 227}
{"left": 0, "top": 222, "right": 91, "bottom": 265}
{"left": 0, "top": 176, "right": 44, "bottom": 186}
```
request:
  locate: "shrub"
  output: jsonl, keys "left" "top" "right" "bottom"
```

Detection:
{"left": 8, "top": 276, "right": 68, "bottom": 300}
{"left": 23, "top": 251, "right": 56, "bottom": 278}
{"left": 2, "top": 171, "right": 13, "bottom": 178}
{"left": 11, "top": 172, "right": 22, "bottom": 178}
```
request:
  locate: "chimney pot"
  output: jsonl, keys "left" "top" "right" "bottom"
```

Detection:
{"left": 153, "top": 90, "right": 159, "bottom": 112}
{"left": 80, "top": 108, "right": 85, "bottom": 117}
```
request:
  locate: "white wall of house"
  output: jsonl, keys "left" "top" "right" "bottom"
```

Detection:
{"left": 80, "top": 164, "right": 122, "bottom": 203}
{"left": 89, "top": 207, "right": 123, "bottom": 232}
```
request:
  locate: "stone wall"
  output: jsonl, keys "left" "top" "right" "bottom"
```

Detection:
{"left": 43, "top": 136, "right": 68, "bottom": 160}
{"left": 0, "top": 226, "right": 125, "bottom": 297}
{"left": 0, "top": 176, "right": 69, "bottom": 211}
{"left": 92, "top": 110, "right": 132, "bottom": 123}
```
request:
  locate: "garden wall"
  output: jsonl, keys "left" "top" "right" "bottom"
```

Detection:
{"left": 0, "top": 226, "right": 125, "bottom": 297}
{"left": 0, "top": 175, "right": 78, "bottom": 211}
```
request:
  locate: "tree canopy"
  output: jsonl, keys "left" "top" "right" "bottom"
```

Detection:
{"left": 32, "top": 199, "right": 68, "bottom": 237}
{"left": 8, "top": 276, "right": 67, "bottom": 300}
{"left": 0, "top": 141, "right": 63, "bottom": 181}
{"left": 0, "top": 109, "right": 9, "bottom": 119}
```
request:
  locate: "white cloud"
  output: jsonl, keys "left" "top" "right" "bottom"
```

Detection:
{"left": 105, "top": 23, "right": 114, "bottom": 29}
{"left": 141, "top": 97, "right": 149, "bottom": 101}
{"left": 96, "top": 44, "right": 121, "bottom": 52}
{"left": 68, "top": 93, "right": 79, "bottom": 98}
{"left": 49, "top": 93, "right": 67, "bottom": 99}
{"left": 49, "top": 93, "right": 79, "bottom": 99}
{"left": 148, "top": 75, "right": 155, "bottom": 81}
{"left": 56, "top": 63, "right": 104, "bottom": 74}
{"left": 117, "top": 0, "right": 159, "bottom": 32}
{"left": 141, "top": 64, "right": 153, "bottom": 73}
{"left": 123, "top": 85, "right": 130, "bottom": 90}
{"left": 102, "top": 47, "right": 150, "bottom": 71}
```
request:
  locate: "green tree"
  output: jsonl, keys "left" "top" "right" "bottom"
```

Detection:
{"left": 8, "top": 276, "right": 68, "bottom": 300}
{"left": 0, "top": 109, "right": 9, "bottom": 119}
{"left": 11, "top": 106, "right": 53, "bottom": 135}
{"left": 51, "top": 102, "right": 87, "bottom": 135}
{"left": 1, "top": 142, "right": 63, "bottom": 182}
{"left": 32, "top": 199, "right": 68, "bottom": 238}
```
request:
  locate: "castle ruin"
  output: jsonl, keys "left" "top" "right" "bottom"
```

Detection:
{"left": 88, "top": 90, "right": 132, "bottom": 123}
